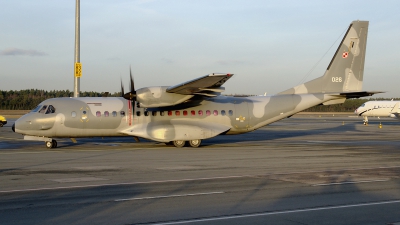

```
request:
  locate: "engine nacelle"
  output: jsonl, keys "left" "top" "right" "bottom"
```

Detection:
{"left": 136, "top": 86, "right": 194, "bottom": 108}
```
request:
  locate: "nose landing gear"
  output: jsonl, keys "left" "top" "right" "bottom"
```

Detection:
{"left": 45, "top": 140, "right": 58, "bottom": 149}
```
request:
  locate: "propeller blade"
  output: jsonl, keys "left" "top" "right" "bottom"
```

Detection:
{"left": 129, "top": 66, "right": 135, "bottom": 92}
{"left": 120, "top": 79, "right": 124, "bottom": 97}
{"left": 122, "top": 66, "right": 137, "bottom": 101}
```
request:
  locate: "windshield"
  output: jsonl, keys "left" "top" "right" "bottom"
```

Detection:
{"left": 31, "top": 105, "right": 42, "bottom": 112}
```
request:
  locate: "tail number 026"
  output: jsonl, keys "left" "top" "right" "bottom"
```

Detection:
{"left": 332, "top": 77, "right": 342, "bottom": 82}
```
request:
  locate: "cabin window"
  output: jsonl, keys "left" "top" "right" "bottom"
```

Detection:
{"left": 198, "top": 110, "right": 203, "bottom": 116}
{"left": 96, "top": 111, "right": 101, "bottom": 117}
{"left": 228, "top": 110, "right": 233, "bottom": 116}
{"left": 183, "top": 110, "right": 188, "bottom": 116}
{"left": 71, "top": 111, "right": 77, "bottom": 118}
{"left": 39, "top": 105, "right": 48, "bottom": 114}
{"left": 168, "top": 111, "right": 172, "bottom": 116}
{"left": 175, "top": 111, "right": 180, "bottom": 116}
{"left": 221, "top": 110, "right": 226, "bottom": 116}
{"left": 31, "top": 105, "right": 42, "bottom": 113}
{"left": 152, "top": 111, "right": 157, "bottom": 116}
{"left": 104, "top": 111, "right": 109, "bottom": 117}
{"left": 120, "top": 111, "right": 125, "bottom": 117}
{"left": 191, "top": 110, "right": 195, "bottom": 116}
{"left": 144, "top": 111, "right": 149, "bottom": 116}
{"left": 112, "top": 111, "right": 117, "bottom": 117}
{"left": 136, "top": 111, "right": 141, "bottom": 116}
{"left": 213, "top": 110, "right": 218, "bottom": 116}
{"left": 160, "top": 111, "right": 165, "bottom": 116}
{"left": 206, "top": 110, "right": 211, "bottom": 116}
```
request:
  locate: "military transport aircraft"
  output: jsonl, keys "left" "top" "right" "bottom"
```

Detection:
{"left": 13, "top": 20, "right": 380, "bottom": 148}
{"left": 355, "top": 100, "right": 400, "bottom": 125}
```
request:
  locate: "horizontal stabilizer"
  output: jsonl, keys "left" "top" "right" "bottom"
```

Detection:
{"left": 330, "top": 91, "right": 384, "bottom": 99}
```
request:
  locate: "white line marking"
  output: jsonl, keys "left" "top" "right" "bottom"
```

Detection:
{"left": 0, "top": 175, "right": 251, "bottom": 193}
{"left": 312, "top": 179, "right": 390, "bottom": 186}
{"left": 1, "top": 165, "right": 399, "bottom": 193}
{"left": 115, "top": 191, "right": 224, "bottom": 202}
{"left": 307, "top": 141, "right": 351, "bottom": 144}
{"left": 151, "top": 200, "right": 400, "bottom": 225}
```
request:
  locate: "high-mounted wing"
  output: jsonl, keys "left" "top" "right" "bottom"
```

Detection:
{"left": 166, "top": 73, "right": 234, "bottom": 97}
{"left": 135, "top": 73, "right": 234, "bottom": 108}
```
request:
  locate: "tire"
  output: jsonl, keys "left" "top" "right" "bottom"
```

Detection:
{"left": 52, "top": 140, "right": 57, "bottom": 148}
{"left": 45, "top": 141, "right": 53, "bottom": 149}
{"left": 173, "top": 140, "right": 186, "bottom": 148}
{"left": 188, "top": 139, "right": 201, "bottom": 148}
{"left": 0, "top": 122, "right": 3, "bottom": 127}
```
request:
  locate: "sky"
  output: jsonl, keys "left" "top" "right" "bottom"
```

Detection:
{"left": 1, "top": 0, "right": 400, "bottom": 98}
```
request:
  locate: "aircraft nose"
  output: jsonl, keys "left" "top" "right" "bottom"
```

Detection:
{"left": 12, "top": 123, "right": 15, "bottom": 132}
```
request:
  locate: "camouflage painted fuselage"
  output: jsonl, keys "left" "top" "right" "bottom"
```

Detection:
{"left": 15, "top": 93, "right": 340, "bottom": 142}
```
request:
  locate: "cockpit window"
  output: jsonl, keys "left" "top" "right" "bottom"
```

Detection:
{"left": 361, "top": 104, "right": 365, "bottom": 107}
{"left": 31, "top": 105, "right": 42, "bottom": 112}
{"left": 45, "top": 105, "right": 56, "bottom": 114}
{"left": 39, "top": 105, "right": 48, "bottom": 114}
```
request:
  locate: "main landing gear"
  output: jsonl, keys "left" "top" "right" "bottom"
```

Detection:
{"left": 169, "top": 139, "right": 202, "bottom": 148}
{"left": 45, "top": 140, "right": 58, "bottom": 149}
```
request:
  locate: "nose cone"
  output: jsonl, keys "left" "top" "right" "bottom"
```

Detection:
{"left": 12, "top": 123, "right": 15, "bottom": 132}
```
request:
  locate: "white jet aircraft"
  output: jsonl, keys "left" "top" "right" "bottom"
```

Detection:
{"left": 355, "top": 100, "right": 399, "bottom": 125}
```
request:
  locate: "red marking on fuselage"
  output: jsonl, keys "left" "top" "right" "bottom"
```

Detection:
{"left": 128, "top": 100, "right": 132, "bottom": 126}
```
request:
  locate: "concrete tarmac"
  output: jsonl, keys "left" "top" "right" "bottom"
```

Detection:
{"left": 1, "top": 116, "right": 400, "bottom": 225}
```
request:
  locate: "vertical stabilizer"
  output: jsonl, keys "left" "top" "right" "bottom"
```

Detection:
{"left": 278, "top": 20, "right": 369, "bottom": 95}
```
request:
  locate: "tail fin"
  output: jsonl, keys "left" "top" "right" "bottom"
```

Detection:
{"left": 278, "top": 20, "right": 369, "bottom": 95}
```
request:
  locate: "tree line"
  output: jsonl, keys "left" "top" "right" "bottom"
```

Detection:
{"left": 0, "top": 89, "right": 121, "bottom": 110}
{"left": 0, "top": 89, "right": 398, "bottom": 111}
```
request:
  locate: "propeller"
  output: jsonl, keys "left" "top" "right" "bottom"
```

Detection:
{"left": 122, "top": 66, "right": 137, "bottom": 101}
{"left": 120, "top": 79, "right": 124, "bottom": 97}
{"left": 121, "top": 66, "right": 140, "bottom": 143}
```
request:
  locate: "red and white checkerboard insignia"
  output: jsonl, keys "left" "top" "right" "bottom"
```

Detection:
{"left": 342, "top": 52, "right": 348, "bottom": 58}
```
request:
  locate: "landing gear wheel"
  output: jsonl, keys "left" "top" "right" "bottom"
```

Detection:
{"left": 173, "top": 140, "right": 186, "bottom": 148}
{"left": 52, "top": 140, "right": 57, "bottom": 148}
{"left": 188, "top": 139, "right": 201, "bottom": 148}
{"left": 0, "top": 122, "right": 3, "bottom": 127}
{"left": 45, "top": 140, "right": 57, "bottom": 149}
{"left": 45, "top": 141, "right": 53, "bottom": 149}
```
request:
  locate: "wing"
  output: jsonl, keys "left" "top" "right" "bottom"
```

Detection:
{"left": 166, "top": 73, "right": 234, "bottom": 97}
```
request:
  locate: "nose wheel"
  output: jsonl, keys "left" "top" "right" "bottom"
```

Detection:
{"left": 45, "top": 140, "right": 58, "bottom": 149}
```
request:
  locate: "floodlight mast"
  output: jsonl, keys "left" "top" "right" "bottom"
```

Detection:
{"left": 73, "top": 0, "right": 81, "bottom": 97}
